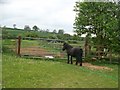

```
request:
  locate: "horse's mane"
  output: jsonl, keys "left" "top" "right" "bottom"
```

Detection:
{"left": 64, "top": 42, "right": 73, "bottom": 49}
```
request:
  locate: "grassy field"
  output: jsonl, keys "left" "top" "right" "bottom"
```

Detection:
{"left": 3, "top": 28, "right": 55, "bottom": 38}
{"left": 2, "top": 37, "right": 119, "bottom": 88}
{"left": 2, "top": 53, "right": 118, "bottom": 88}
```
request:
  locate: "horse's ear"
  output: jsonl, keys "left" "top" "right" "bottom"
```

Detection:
{"left": 63, "top": 42, "right": 67, "bottom": 45}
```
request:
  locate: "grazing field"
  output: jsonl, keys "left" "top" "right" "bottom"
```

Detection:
{"left": 2, "top": 53, "right": 118, "bottom": 88}
{"left": 2, "top": 38, "right": 118, "bottom": 88}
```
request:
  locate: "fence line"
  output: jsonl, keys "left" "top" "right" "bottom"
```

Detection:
{"left": 14, "top": 36, "right": 118, "bottom": 63}
{"left": 23, "top": 37, "right": 64, "bottom": 43}
{"left": 15, "top": 36, "right": 66, "bottom": 58}
{"left": 17, "top": 36, "right": 21, "bottom": 56}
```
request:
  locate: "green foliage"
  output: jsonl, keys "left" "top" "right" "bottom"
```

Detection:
{"left": 32, "top": 25, "right": 39, "bottom": 31}
{"left": 56, "top": 34, "right": 73, "bottom": 40}
{"left": 63, "top": 34, "right": 72, "bottom": 40}
{"left": 2, "top": 39, "right": 16, "bottom": 55}
{"left": 24, "top": 25, "right": 31, "bottom": 31}
{"left": 84, "top": 55, "right": 93, "bottom": 62}
{"left": 52, "top": 29, "right": 57, "bottom": 33}
{"left": 2, "top": 29, "right": 16, "bottom": 39}
{"left": 25, "top": 32, "right": 39, "bottom": 38}
{"left": 58, "top": 29, "right": 64, "bottom": 34}
{"left": 68, "top": 40, "right": 78, "bottom": 44}
{"left": 74, "top": 1, "right": 119, "bottom": 54}
{"left": 72, "top": 34, "right": 82, "bottom": 40}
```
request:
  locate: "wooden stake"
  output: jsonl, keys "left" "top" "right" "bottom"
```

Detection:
{"left": 17, "top": 36, "right": 21, "bottom": 56}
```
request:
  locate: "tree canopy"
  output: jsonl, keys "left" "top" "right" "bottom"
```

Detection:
{"left": 33, "top": 25, "right": 39, "bottom": 31}
{"left": 74, "top": 1, "right": 120, "bottom": 53}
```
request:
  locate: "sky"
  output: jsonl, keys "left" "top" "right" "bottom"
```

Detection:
{"left": 0, "top": 0, "right": 78, "bottom": 35}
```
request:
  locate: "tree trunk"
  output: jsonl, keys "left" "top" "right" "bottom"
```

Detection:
{"left": 96, "top": 45, "right": 100, "bottom": 59}
{"left": 84, "top": 37, "right": 88, "bottom": 58}
{"left": 96, "top": 45, "right": 104, "bottom": 59}
{"left": 84, "top": 33, "right": 91, "bottom": 58}
{"left": 109, "top": 49, "right": 112, "bottom": 64}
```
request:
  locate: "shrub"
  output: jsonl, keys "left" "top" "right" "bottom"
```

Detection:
{"left": 25, "top": 32, "right": 39, "bottom": 38}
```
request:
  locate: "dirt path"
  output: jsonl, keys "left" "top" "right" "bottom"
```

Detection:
{"left": 83, "top": 63, "right": 113, "bottom": 71}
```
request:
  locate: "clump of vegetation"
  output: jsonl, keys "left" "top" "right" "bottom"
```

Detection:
{"left": 25, "top": 32, "right": 39, "bottom": 38}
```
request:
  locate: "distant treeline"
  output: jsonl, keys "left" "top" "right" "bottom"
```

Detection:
{"left": 2, "top": 27, "right": 85, "bottom": 43}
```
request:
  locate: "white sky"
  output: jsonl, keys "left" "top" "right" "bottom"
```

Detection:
{"left": 0, "top": 0, "right": 78, "bottom": 35}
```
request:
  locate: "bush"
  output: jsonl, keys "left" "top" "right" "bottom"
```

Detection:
{"left": 84, "top": 55, "right": 93, "bottom": 62}
{"left": 2, "top": 30, "right": 17, "bottom": 39}
{"left": 68, "top": 40, "right": 78, "bottom": 44}
{"left": 25, "top": 32, "right": 39, "bottom": 38}
{"left": 2, "top": 46, "right": 15, "bottom": 54}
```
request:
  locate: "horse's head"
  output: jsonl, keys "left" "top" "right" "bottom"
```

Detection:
{"left": 62, "top": 42, "right": 67, "bottom": 51}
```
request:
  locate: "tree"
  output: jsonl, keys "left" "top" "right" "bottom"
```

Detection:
{"left": 33, "top": 25, "right": 39, "bottom": 31}
{"left": 46, "top": 29, "right": 49, "bottom": 32}
{"left": 13, "top": 24, "right": 16, "bottom": 29}
{"left": 74, "top": 1, "right": 119, "bottom": 59}
{"left": 24, "top": 25, "right": 31, "bottom": 31}
{"left": 63, "top": 34, "right": 72, "bottom": 40}
{"left": 58, "top": 29, "right": 64, "bottom": 34}
{"left": 53, "top": 29, "right": 57, "bottom": 33}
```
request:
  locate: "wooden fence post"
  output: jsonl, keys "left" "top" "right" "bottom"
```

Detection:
{"left": 17, "top": 36, "right": 21, "bottom": 56}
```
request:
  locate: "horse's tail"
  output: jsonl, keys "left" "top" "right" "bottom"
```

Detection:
{"left": 79, "top": 48, "right": 83, "bottom": 66}
{"left": 80, "top": 48, "right": 83, "bottom": 56}
{"left": 76, "top": 55, "right": 82, "bottom": 66}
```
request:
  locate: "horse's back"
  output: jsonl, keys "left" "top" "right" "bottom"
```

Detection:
{"left": 71, "top": 47, "right": 83, "bottom": 57}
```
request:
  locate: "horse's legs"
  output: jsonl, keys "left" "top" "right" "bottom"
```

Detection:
{"left": 79, "top": 56, "right": 82, "bottom": 66}
{"left": 67, "top": 54, "right": 69, "bottom": 64}
{"left": 80, "top": 60, "right": 82, "bottom": 66}
{"left": 75, "top": 57, "right": 78, "bottom": 65}
{"left": 76, "top": 56, "right": 82, "bottom": 66}
{"left": 70, "top": 56, "right": 73, "bottom": 64}
{"left": 75, "top": 60, "right": 78, "bottom": 65}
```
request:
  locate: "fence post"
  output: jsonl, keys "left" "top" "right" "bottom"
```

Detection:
{"left": 17, "top": 36, "right": 21, "bottom": 56}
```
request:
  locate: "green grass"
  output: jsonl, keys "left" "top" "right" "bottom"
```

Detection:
{"left": 21, "top": 40, "right": 40, "bottom": 47}
{"left": 38, "top": 40, "right": 62, "bottom": 52}
{"left": 2, "top": 53, "right": 118, "bottom": 88}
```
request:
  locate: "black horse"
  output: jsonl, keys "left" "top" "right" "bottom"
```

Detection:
{"left": 62, "top": 42, "right": 83, "bottom": 66}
